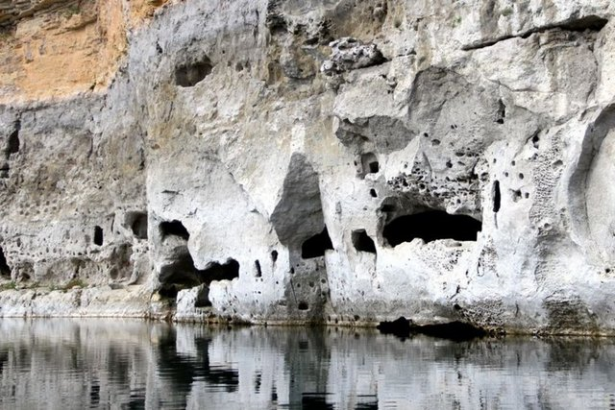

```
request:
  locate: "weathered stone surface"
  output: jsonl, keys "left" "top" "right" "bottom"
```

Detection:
{"left": 0, "top": 0, "right": 614, "bottom": 335}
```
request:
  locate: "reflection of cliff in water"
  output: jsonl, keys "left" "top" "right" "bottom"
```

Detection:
{"left": 0, "top": 320, "right": 615, "bottom": 409}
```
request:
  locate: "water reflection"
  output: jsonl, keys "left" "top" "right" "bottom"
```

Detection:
{"left": 0, "top": 319, "right": 614, "bottom": 409}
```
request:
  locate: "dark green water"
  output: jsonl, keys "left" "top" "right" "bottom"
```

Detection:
{"left": 0, "top": 319, "right": 614, "bottom": 409}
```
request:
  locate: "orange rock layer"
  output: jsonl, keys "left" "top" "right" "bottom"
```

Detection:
{"left": 0, "top": 0, "right": 170, "bottom": 104}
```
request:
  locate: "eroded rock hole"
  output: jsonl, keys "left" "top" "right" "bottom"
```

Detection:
{"left": 370, "top": 189, "right": 378, "bottom": 198}
{"left": 198, "top": 259, "right": 240, "bottom": 283}
{"left": 255, "top": 260, "right": 262, "bottom": 277}
{"left": 195, "top": 285, "right": 212, "bottom": 308}
{"left": 383, "top": 211, "right": 482, "bottom": 247}
{"left": 6, "top": 120, "right": 20, "bottom": 156}
{"left": 298, "top": 301, "right": 309, "bottom": 311}
{"left": 160, "top": 220, "right": 189, "bottom": 240}
{"left": 301, "top": 227, "right": 333, "bottom": 259}
{"left": 352, "top": 230, "right": 376, "bottom": 254}
{"left": 271, "top": 250, "right": 278, "bottom": 263}
{"left": 360, "top": 153, "right": 379, "bottom": 178}
{"left": 493, "top": 181, "right": 501, "bottom": 213}
{"left": 126, "top": 211, "right": 148, "bottom": 240}
{"left": 175, "top": 57, "right": 213, "bottom": 87}
{"left": 0, "top": 246, "right": 11, "bottom": 278}
{"left": 93, "top": 226, "right": 103, "bottom": 246}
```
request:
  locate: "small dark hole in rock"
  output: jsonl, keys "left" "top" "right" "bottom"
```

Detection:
{"left": 493, "top": 180, "right": 501, "bottom": 213}
{"left": 370, "top": 189, "right": 377, "bottom": 198}
{"left": 94, "top": 226, "right": 103, "bottom": 246}
{"left": 271, "top": 250, "right": 278, "bottom": 263}
{"left": 6, "top": 120, "right": 20, "bottom": 156}
{"left": 298, "top": 302, "right": 309, "bottom": 311}
{"left": 255, "top": 260, "right": 262, "bottom": 277}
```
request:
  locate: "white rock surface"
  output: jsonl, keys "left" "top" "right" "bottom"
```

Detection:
{"left": 1, "top": 0, "right": 615, "bottom": 334}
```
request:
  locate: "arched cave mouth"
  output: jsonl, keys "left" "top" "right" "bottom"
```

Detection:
{"left": 383, "top": 211, "right": 482, "bottom": 247}
{"left": 160, "top": 220, "right": 190, "bottom": 240}
{"left": 125, "top": 211, "right": 148, "bottom": 240}
{"left": 301, "top": 227, "right": 333, "bottom": 259}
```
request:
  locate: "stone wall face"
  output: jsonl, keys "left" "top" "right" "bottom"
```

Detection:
{"left": 0, "top": 0, "right": 614, "bottom": 334}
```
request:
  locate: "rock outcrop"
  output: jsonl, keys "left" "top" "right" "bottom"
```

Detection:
{"left": 1, "top": 0, "right": 615, "bottom": 335}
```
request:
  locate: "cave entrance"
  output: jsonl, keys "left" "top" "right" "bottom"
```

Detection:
{"left": 197, "top": 259, "right": 240, "bottom": 283}
{"left": 160, "top": 220, "right": 190, "bottom": 240}
{"left": 383, "top": 211, "right": 481, "bottom": 247}
{"left": 0, "top": 246, "right": 11, "bottom": 278}
{"left": 301, "top": 227, "right": 333, "bottom": 259}
{"left": 175, "top": 57, "right": 213, "bottom": 87}
{"left": 126, "top": 211, "right": 148, "bottom": 240}
{"left": 352, "top": 230, "right": 376, "bottom": 254}
{"left": 159, "top": 253, "right": 240, "bottom": 307}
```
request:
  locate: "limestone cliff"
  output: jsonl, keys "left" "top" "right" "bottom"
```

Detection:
{"left": 0, "top": 0, "right": 614, "bottom": 335}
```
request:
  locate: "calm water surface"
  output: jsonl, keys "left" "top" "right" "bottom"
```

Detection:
{"left": 1, "top": 319, "right": 614, "bottom": 409}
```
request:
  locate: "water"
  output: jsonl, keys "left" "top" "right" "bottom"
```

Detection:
{"left": 1, "top": 319, "right": 614, "bottom": 410}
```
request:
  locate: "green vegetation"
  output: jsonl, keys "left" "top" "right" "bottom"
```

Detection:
{"left": 501, "top": 7, "right": 513, "bottom": 17}
{"left": 63, "top": 278, "right": 87, "bottom": 290}
{"left": 0, "top": 281, "right": 17, "bottom": 291}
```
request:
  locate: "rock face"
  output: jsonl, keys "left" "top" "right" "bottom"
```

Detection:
{"left": 0, "top": 0, "right": 615, "bottom": 334}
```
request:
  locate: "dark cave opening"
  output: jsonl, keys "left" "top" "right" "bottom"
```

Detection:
{"left": 301, "top": 227, "right": 333, "bottom": 259}
{"left": 175, "top": 57, "right": 213, "bottom": 87}
{"left": 126, "top": 211, "right": 148, "bottom": 240}
{"left": 159, "top": 249, "right": 201, "bottom": 289}
{"left": 493, "top": 181, "right": 501, "bottom": 213}
{"left": 159, "top": 252, "right": 240, "bottom": 305}
{"left": 198, "top": 259, "right": 240, "bottom": 283}
{"left": 255, "top": 260, "right": 262, "bottom": 277}
{"left": 93, "top": 226, "right": 103, "bottom": 246}
{"left": 0, "top": 246, "right": 11, "bottom": 278}
{"left": 360, "top": 153, "right": 379, "bottom": 177}
{"left": 352, "top": 230, "right": 376, "bottom": 254}
{"left": 377, "top": 317, "right": 486, "bottom": 341}
{"left": 383, "top": 211, "right": 481, "bottom": 247}
{"left": 194, "top": 286, "right": 212, "bottom": 308}
{"left": 160, "top": 220, "right": 190, "bottom": 241}
{"left": 6, "top": 121, "right": 20, "bottom": 156}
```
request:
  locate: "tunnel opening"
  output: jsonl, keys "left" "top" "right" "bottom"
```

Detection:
{"left": 175, "top": 57, "right": 213, "bottom": 87}
{"left": 383, "top": 210, "right": 481, "bottom": 247}
{"left": 301, "top": 227, "right": 333, "bottom": 259}
{"left": 160, "top": 220, "right": 190, "bottom": 241}
{"left": 352, "top": 230, "right": 376, "bottom": 254}
{"left": 0, "top": 246, "right": 11, "bottom": 278}
{"left": 126, "top": 211, "right": 148, "bottom": 240}
{"left": 93, "top": 226, "right": 103, "bottom": 246}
